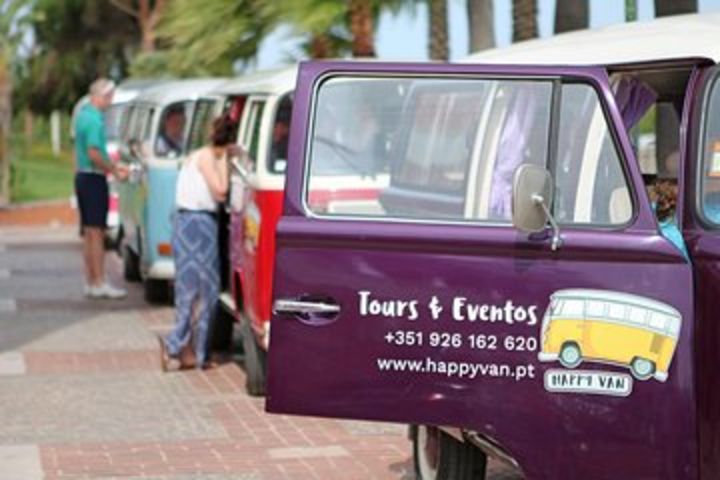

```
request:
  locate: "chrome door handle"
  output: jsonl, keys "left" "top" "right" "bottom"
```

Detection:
{"left": 273, "top": 299, "right": 341, "bottom": 315}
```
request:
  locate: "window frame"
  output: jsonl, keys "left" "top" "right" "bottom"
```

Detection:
{"left": 301, "top": 71, "right": 638, "bottom": 230}
{"left": 153, "top": 101, "right": 193, "bottom": 159}
{"left": 695, "top": 68, "right": 720, "bottom": 230}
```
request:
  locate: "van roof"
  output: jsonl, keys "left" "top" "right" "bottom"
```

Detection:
{"left": 551, "top": 289, "right": 680, "bottom": 317}
{"left": 212, "top": 66, "right": 298, "bottom": 96}
{"left": 134, "top": 78, "right": 228, "bottom": 105}
{"left": 464, "top": 12, "right": 720, "bottom": 66}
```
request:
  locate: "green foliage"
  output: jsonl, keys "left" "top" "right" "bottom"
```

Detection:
{"left": 133, "top": 0, "right": 278, "bottom": 77}
{"left": 15, "top": 0, "right": 137, "bottom": 114}
{"left": 9, "top": 113, "right": 74, "bottom": 203}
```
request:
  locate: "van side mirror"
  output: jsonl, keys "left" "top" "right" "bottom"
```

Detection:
{"left": 512, "top": 164, "right": 562, "bottom": 251}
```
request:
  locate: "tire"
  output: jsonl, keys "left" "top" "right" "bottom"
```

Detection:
{"left": 144, "top": 278, "right": 169, "bottom": 304}
{"left": 122, "top": 245, "right": 141, "bottom": 282}
{"left": 630, "top": 357, "right": 656, "bottom": 381}
{"left": 559, "top": 342, "right": 582, "bottom": 369}
{"left": 240, "top": 315, "right": 267, "bottom": 397}
{"left": 211, "top": 304, "right": 235, "bottom": 353}
{"left": 413, "top": 425, "right": 487, "bottom": 480}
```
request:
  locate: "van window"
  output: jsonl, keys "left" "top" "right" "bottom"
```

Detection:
{"left": 243, "top": 101, "right": 265, "bottom": 169}
{"left": 586, "top": 300, "right": 605, "bottom": 318}
{"left": 155, "top": 101, "right": 192, "bottom": 159}
{"left": 608, "top": 303, "right": 626, "bottom": 320}
{"left": 562, "top": 299, "right": 584, "bottom": 317}
{"left": 700, "top": 78, "right": 720, "bottom": 224}
{"left": 305, "top": 76, "right": 632, "bottom": 225}
{"left": 628, "top": 306, "right": 648, "bottom": 325}
{"left": 105, "top": 103, "right": 126, "bottom": 141}
{"left": 188, "top": 99, "right": 217, "bottom": 152}
{"left": 269, "top": 95, "right": 292, "bottom": 174}
{"left": 554, "top": 84, "right": 632, "bottom": 225}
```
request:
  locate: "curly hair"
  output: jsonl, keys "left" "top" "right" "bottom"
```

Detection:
{"left": 210, "top": 114, "right": 237, "bottom": 147}
{"left": 654, "top": 180, "right": 678, "bottom": 222}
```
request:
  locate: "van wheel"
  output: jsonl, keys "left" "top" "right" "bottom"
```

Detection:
{"left": 413, "top": 425, "right": 487, "bottom": 480}
{"left": 144, "top": 279, "right": 169, "bottom": 304}
{"left": 123, "top": 245, "right": 141, "bottom": 282}
{"left": 559, "top": 342, "right": 582, "bottom": 369}
{"left": 240, "top": 315, "right": 266, "bottom": 397}
{"left": 630, "top": 357, "right": 655, "bottom": 381}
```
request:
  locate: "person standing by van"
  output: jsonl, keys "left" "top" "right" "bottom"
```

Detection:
{"left": 159, "top": 115, "right": 235, "bottom": 371}
{"left": 74, "top": 78, "right": 128, "bottom": 299}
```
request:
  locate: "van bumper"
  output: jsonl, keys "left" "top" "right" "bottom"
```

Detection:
{"left": 147, "top": 259, "right": 175, "bottom": 280}
{"left": 654, "top": 371, "right": 668, "bottom": 382}
{"left": 537, "top": 352, "right": 558, "bottom": 362}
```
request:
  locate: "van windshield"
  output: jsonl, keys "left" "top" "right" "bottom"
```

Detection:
{"left": 701, "top": 77, "right": 720, "bottom": 225}
{"left": 105, "top": 103, "right": 127, "bottom": 141}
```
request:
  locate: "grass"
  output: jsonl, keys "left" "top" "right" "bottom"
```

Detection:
{"left": 9, "top": 115, "right": 76, "bottom": 204}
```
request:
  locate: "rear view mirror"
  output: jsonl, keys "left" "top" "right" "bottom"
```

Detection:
{"left": 512, "top": 164, "right": 562, "bottom": 250}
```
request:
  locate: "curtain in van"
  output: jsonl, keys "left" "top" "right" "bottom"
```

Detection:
{"left": 611, "top": 75, "right": 657, "bottom": 131}
{"left": 489, "top": 86, "right": 543, "bottom": 220}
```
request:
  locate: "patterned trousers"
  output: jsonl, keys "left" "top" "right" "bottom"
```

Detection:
{"left": 165, "top": 211, "right": 219, "bottom": 367}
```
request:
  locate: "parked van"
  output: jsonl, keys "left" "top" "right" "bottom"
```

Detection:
{"left": 197, "top": 67, "right": 390, "bottom": 394}
{"left": 117, "top": 78, "right": 226, "bottom": 302}
{"left": 265, "top": 13, "right": 720, "bottom": 480}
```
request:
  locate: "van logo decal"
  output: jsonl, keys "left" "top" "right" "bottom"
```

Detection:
{"left": 538, "top": 289, "right": 681, "bottom": 394}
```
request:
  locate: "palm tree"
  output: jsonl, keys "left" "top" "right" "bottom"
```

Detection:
{"left": 110, "top": 0, "right": 168, "bottom": 53}
{"left": 134, "top": 0, "right": 278, "bottom": 76}
{"left": 429, "top": 0, "right": 449, "bottom": 60}
{"left": 654, "top": 0, "right": 697, "bottom": 17}
{"left": 625, "top": 0, "right": 637, "bottom": 21}
{"left": 467, "top": 0, "right": 494, "bottom": 53}
{"left": 349, "top": 0, "right": 375, "bottom": 57}
{"left": 554, "top": 0, "right": 588, "bottom": 34}
{"left": 512, "top": 0, "right": 538, "bottom": 43}
{"left": 0, "top": 0, "right": 28, "bottom": 205}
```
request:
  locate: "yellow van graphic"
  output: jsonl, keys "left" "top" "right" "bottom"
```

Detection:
{"left": 538, "top": 289, "right": 682, "bottom": 382}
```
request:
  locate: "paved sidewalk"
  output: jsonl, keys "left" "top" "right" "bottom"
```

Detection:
{"left": 0, "top": 227, "right": 520, "bottom": 479}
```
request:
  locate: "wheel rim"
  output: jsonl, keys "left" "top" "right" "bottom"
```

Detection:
{"left": 560, "top": 344, "right": 581, "bottom": 368}
{"left": 632, "top": 358, "right": 654, "bottom": 380}
{"left": 416, "top": 426, "right": 440, "bottom": 480}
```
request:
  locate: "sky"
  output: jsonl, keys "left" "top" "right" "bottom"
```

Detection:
{"left": 253, "top": 0, "right": 720, "bottom": 71}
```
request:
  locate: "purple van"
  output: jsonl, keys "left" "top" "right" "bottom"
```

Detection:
{"left": 264, "top": 14, "right": 720, "bottom": 480}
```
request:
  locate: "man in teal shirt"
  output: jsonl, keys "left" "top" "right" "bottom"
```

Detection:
{"left": 74, "top": 78, "right": 128, "bottom": 299}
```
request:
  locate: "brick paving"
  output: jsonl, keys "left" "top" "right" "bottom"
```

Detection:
{"left": 0, "top": 225, "right": 521, "bottom": 479}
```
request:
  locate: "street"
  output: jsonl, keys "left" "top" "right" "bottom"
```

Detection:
{"left": 0, "top": 223, "right": 518, "bottom": 480}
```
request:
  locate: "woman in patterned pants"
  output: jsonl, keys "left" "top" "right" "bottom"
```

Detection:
{"left": 159, "top": 115, "right": 236, "bottom": 371}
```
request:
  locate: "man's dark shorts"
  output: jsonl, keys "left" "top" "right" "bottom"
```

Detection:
{"left": 75, "top": 172, "right": 108, "bottom": 229}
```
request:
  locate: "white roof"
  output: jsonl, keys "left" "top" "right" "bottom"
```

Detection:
{"left": 134, "top": 78, "right": 228, "bottom": 105}
{"left": 112, "top": 79, "right": 165, "bottom": 104}
{"left": 551, "top": 289, "right": 680, "bottom": 316}
{"left": 213, "top": 66, "right": 297, "bottom": 96}
{"left": 464, "top": 12, "right": 720, "bottom": 66}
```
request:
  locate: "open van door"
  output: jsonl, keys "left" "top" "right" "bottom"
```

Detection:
{"left": 267, "top": 61, "right": 695, "bottom": 479}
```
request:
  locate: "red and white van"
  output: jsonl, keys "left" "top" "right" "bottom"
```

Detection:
{"left": 202, "top": 66, "right": 392, "bottom": 394}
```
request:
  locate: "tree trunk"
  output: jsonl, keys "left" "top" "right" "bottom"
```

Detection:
{"left": 309, "top": 34, "right": 332, "bottom": 59}
{"left": 138, "top": 0, "right": 166, "bottom": 53}
{"left": 513, "top": 0, "right": 538, "bottom": 43}
{"left": 554, "top": 0, "right": 588, "bottom": 34}
{"left": 654, "top": 0, "right": 697, "bottom": 17}
{"left": 348, "top": 0, "right": 375, "bottom": 57}
{"left": 625, "top": 0, "right": 638, "bottom": 21}
{"left": 0, "top": 59, "right": 11, "bottom": 206}
{"left": 429, "top": 0, "right": 449, "bottom": 61}
{"left": 467, "top": 0, "right": 494, "bottom": 53}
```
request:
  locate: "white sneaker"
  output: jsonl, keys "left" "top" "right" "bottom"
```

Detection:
{"left": 93, "top": 283, "right": 128, "bottom": 299}
{"left": 84, "top": 284, "right": 93, "bottom": 297}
